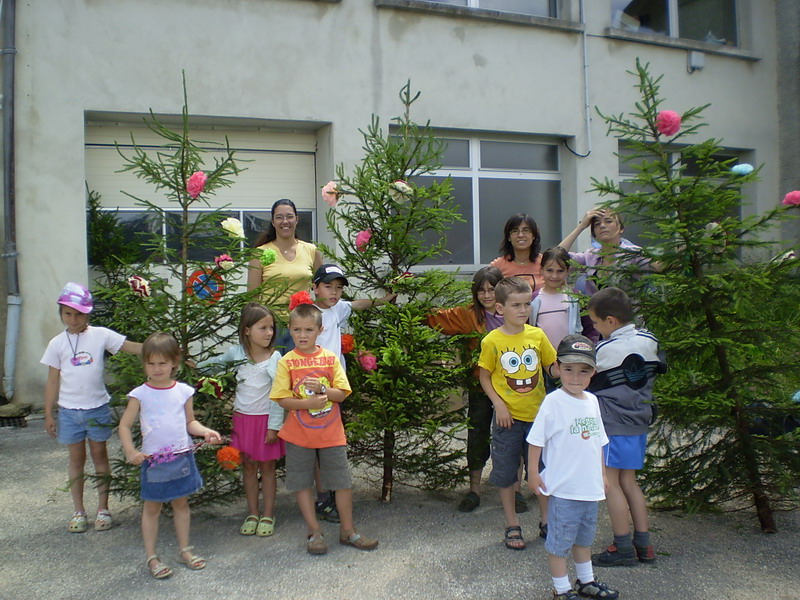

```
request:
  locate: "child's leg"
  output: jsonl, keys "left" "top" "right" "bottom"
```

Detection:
{"left": 619, "top": 468, "right": 648, "bottom": 533}
{"left": 603, "top": 467, "right": 631, "bottom": 536}
{"left": 87, "top": 439, "right": 110, "bottom": 511}
{"left": 333, "top": 487, "right": 354, "bottom": 533}
{"left": 66, "top": 441, "right": 87, "bottom": 512}
{"left": 259, "top": 460, "right": 277, "bottom": 518}
{"left": 171, "top": 496, "right": 191, "bottom": 554}
{"left": 142, "top": 500, "right": 162, "bottom": 559}
{"left": 537, "top": 494, "right": 549, "bottom": 527}
{"left": 499, "top": 485, "right": 521, "bottom": 531}
{"left": 241, "top": 454, "right": 260, "bottom": 516}
{"left": 296, "top": 488, "right": 321, "bottom": 534}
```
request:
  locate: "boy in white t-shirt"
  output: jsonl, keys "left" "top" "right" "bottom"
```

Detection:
{"left": 311, "top": 263, "right": 395, "bottom": 521}
{"left": 527, "top": 335, "right": 619, "bottom": 600}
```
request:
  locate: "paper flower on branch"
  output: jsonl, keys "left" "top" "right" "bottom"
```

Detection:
{"left": 150, "top": 445, "right": 178, "bottom": 464}
{"left": 259, "top": 248, "right": 277, "bottom": 267}
{"left": 128, "top": 275, "right": 151, "bottom": 297}
{"left": 221, "top": 217, "right": 245, "bottom": 239}
{"left": 355, "top": 229, "right": 372, "bottom": 252}
{"left": 730, "top": 164, "right": 754, "bottom": 176}
{"left": 321, "top": 181, "right": 343, "bottom": 207}
{"left": 782, "top": 191, "right": 800, "bottom": 206}
{"left": 388, "top": 180, "right": 413, "bottom": 202}
{"left": 216, "top": 446, "right": 241, "bottom": 470}
{"left": 289, "top": 290, "right": 314, "bottom": 311}
{"left": 198, "top": 377, "right": 224, "bottom": 399}
{"left": 186, "top": 171, "right": 208, "bottom": 199}
{"left": 358, "top": 351, "right": 378, "bottom": 371}
{"left": 341, "top": 333, "right": 355, "bottom": 354}
{"left": 655, "top": 110, "right": 681, "bottom": 136}
{"left": 214, "top": 254, "right": 234, "bottom": 271}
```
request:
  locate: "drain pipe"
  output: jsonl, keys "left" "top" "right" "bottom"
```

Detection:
{"left": 1, "top": 0, "right": 20, "bottom": 401}
{"left": 565, "top": 0, "right": 592, "bottom": 158}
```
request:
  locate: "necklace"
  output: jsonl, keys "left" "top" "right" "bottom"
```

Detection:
{"left": 66, "top": 330, "right": 82, "bottom": 366}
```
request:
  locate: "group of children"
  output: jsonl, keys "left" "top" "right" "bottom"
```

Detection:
{"left": 43, "top": 245, "right": 665, "bottom": 598}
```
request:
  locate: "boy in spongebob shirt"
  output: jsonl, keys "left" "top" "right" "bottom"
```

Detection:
{"left": 478, "top": 276, "right": 557, "bottom": 550}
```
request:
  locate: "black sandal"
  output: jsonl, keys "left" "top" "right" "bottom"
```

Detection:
{"left": 574, "top": 580, "right": 619, "bottom": 599}
{"left": 504, "top": 525, "right": 526, "bottom": 550}
{"left": 457, "top": 491, "right": 480, "bottom": 512}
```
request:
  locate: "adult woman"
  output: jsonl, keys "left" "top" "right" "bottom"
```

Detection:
{"left": 247, "top": 199, "right": 323, "bottom": 344}
{"left": 489, "top": 214, "right": 544, "bottom": 292}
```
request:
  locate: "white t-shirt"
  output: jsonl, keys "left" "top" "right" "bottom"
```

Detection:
{"left": 316, "top": 300, "right": 353, "bottom": 366}
{"left": 526, "top": 388, "right": 609, "bottom": 501}
{"left": 129, "top": 381, "right": 194, "bottom": 455}
{"left": 40, "top": 326, "right": 126, "bottom": 410}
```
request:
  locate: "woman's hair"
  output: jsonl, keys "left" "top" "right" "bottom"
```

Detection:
{"left": 540, "top": 246, "right": 571, "bottom": 271}
{"left": 141, "top": 332, "right": 182, "bottom": 373}
{"left": 470, "top": 266, "right": 504, "bottom": 326}
{"left": 289, "top": 303, "right": 323, "bottom": 328}
{"left": 499, "top": 213, "right": 541, "bottom": 262}
{"left": 590, "top": 210, "right": 625, "bottom": 239}
{"left": 587, "top": 287, "right": 633, "bottom": 323}
{"left": 493, "top": 276, "right": 532, "bottom": 305}
{"left": 239, "top": 302, "right": 277, "bottom": 359}
{"left": 254, "top": 198, "right": 299, "bottom": 247}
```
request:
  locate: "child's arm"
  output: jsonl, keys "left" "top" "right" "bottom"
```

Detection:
{"left": 274, "top": 392, "right": 330, "bottom": 412}
{"left": 559, "top": 208, "right": 604, "bottom": 250}
{"left": 527, "top": 444, "right": 546, "bottom": 495}
{"left": 351, "top": 290, "right": 398, "bottom": 311}
{"left": 184, "top": 397, "right": 222, "bottom": 444}
{"left": 43, "top": 367, "right": 60, "bottom": 438}
{"left": 119, "top": 340, "right": 143, "bottom": 355}
{"left": 479, "top": 367, "right": 513, "bottom": 428}
{"left": 119, "top": 397, "right": 148, "bottom": 465}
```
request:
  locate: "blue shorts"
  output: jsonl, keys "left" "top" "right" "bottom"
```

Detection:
{"left": 604, "top": 433, "right": 647, "bottom": 470}
{"left": 545, "top": 495, "right": 599, "bottom": 557}
{"left": 488, "top": 418, "right": 532, "bottom": 488}
{"left": 57, "top": 405, "right": 113, "bottom": 445}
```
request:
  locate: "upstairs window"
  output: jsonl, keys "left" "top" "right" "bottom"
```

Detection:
{"left": 426, "top": 0, "right": 557, "bottom": 18}
{"left": 611, "top": 0, "right": 738, "bottom": 47}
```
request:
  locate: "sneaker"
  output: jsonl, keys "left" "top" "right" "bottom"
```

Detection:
{"left": 635, "top": 544, "right": 656, "bottom": 563}
{"left": 514, "top": 491, "right": 529, "bottom": 513}
{"left": 457, "top": 491, "right": 481, "bottom": 513}
{"left": 591, "top": 544, "right": 638, "bottom": 567}
{"left": 315, "top": 493, "right": 340, "bottom": 523}
{"left": 553, "top": 591, "right": 580, "bottom": 600}
{"left": 538, "top": 521, "right": 548, "bottom": 539}
{"left": 574, "top": 579, "right": 620, "bottom": 599}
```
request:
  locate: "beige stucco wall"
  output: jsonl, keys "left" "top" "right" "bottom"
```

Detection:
{"left": 9, "top": 0, "right": 782, "bottom": 406}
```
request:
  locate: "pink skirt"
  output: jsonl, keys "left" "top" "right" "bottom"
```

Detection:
{"left": 231, "top": 412, "right": 286, "bottom": 462}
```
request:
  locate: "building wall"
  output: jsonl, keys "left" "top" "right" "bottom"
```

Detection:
{"left": 9, "top": 0, "right": 781, "bottom": 406}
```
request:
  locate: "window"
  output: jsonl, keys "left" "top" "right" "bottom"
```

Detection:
{"left": 611, "top": 0, "right": 738, "bottom": 46}
{"left": 424, "top": 0, "right": 557, "bottom": 18}
{"left": 415, "top": 135, "right": 562, "bottom": 267}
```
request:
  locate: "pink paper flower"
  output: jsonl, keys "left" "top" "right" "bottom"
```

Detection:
{"left": 782, "top": 191, "right": 800, "bottom": 206}
{"left": 655, "top": 110, "right": 681, "bottom": 136}
{"left": 355, "top": 229, "right": 372, "bottom": 252}
{"left": 321, "top": 181, "right": 342, "bottom": 207}
{"left": 358, "top": 351, "right": 378, "bottom": 371}
{"left": 186, "top": 171, "right": 208, "bottom": 199}
{"left": 214, "top": 254, "right": 234, "bottom": 271}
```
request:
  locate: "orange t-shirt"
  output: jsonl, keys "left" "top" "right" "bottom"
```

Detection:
{"left": 271, "top": 346, "right": 351, "bottom": 449}
{"left": 490, "top": 254, "right": 543, "bottom": 293}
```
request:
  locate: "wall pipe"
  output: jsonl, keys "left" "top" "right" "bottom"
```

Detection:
{"left": 1, "top": 0, "right": 20, "bottom": 401}
{"left": 565, "top": 0, "right": 592, "bottom": 158}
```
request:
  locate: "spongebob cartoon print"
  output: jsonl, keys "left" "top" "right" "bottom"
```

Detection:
{"left": 292, "top": 372, "right": 338, "bottom": 428}
{"left": 499, "top": 346, "right": 540, "bottom": 394}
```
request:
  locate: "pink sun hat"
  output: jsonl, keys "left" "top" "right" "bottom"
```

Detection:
{"left": 57, "top": 282, "right": 94, "bottom": 314}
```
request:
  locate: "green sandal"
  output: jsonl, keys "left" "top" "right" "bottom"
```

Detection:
{"left": 256, "top": 516, "right": 275, "bottom": 537}
{"left": 240, "top": 514, "right": 259, "bottom": 536}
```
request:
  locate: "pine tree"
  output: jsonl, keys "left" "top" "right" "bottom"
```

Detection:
{"left": 591, "top": 59, "right": 800, "bottom": 531}
{"left": 318, "top": 83, "right": 472, "bottom": 501}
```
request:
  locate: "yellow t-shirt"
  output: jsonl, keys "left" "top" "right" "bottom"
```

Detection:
{"left": 477, "top": 324, "right": 556, "bottom": 422}
{"left": 257, "top": 239, "right": 317, "bottom": 322}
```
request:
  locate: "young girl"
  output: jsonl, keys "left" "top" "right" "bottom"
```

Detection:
{"left": 119, "top": 332, "right": 221, "bottom": 580}
{"left": 198, "top": 302, "right": 285, "bottom": 537}
{"left": 41, "top": 282, "right": 142, "bottom": 533}
{"left": 426, "top": 266, "right": 508, "bottom": 513}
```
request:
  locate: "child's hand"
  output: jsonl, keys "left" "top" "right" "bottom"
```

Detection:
{"left": 184, "top": 358, "right": 197, "bottom": 369}
{"left": 302, "top": 376, "right": 325, "bottom": 394}
{"left": 528, "top": 472, "right": 546, "bottom": 496}
{"left": 44, "top": 415, "right": 57, "bottom": 438}
{"left": 126, "top": 450, "right": 148, "bottom": 466}
{"left": 307, "top": 394, "right": 329, "bottom": 411}
{"left": 204, "top": 429, "right": 222, "bottom": 445}
{"left": 494, "top": 404, "right": 513, "bottom": 429}
{"left": 265, "top": 429, "right": 279, "bottom": 444}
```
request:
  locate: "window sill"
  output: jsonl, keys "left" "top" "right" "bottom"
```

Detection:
{"left": 375, "top": 0, "right": 584, "bottom": 34}
{"left": 604, "top": 28, "right": 759, "bottom": 62}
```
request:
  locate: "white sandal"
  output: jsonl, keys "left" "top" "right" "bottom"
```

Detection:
{"left": 94, "top": 509, "right": 113, "bottom": 531}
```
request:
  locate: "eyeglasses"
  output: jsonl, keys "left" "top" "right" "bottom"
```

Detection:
{"left": 476, "top": 288, "right": 495, "bottom": 296}
{"left": 510, "top": 227, "right": 533, "bottom": 236}
{"left": 273, "top": 214, "right": 297, "bottom": 222}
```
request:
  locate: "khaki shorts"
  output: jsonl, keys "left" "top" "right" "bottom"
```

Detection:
{"left": 284, "top": 443, "right": 353, "bottom": 492}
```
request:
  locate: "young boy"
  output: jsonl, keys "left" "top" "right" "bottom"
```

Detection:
{"left": 587, "top": 287, "right": 666, "bottom": 566}
{"left": 527, "top": 334, "right": 618, "bottom": 600}
{"left": 271, "top": 303, "right": 378, "bottom": 555}
{"left": 478, "top": 276, "right": 557, "bottom": 550}
{"left": 311, "top": 263, "right": 395, "bottom": 522}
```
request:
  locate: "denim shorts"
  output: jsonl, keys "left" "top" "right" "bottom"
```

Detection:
{"left": 57, "top": 405, "right": 113, "bottom": 445}
{"left": 545, "top": 495, "right": 599, "bottom": 557}
{"left": 284, "top": 443, "right": 352, "bottom": 492}
{"left": 488, "top": 418, "right": 532, "bottom": 488}
{"left": 604, "top": 433, "right": 647, "bottom": 470}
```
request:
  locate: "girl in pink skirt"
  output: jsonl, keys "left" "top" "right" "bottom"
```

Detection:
{"left": 199, "top": 302, "right": 285, "bottom": 537}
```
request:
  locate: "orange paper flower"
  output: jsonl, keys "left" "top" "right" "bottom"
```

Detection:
{"left": 341, "top": 333, "right": 355, "bottom": 354}
{"left": 289, "top": 290, "right": 314, "bottom": 311}
{"left": 216, "top": 446, "right": 241, "bottom": 470}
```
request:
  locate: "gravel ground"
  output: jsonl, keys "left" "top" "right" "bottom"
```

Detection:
{"left": 1, "top": 419, "right": 799, "bottom": 600}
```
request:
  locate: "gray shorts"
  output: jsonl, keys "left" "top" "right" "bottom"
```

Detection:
{"left": 284, "top": 443, "right": 352, "bottom": 492}
{"left": 544, "top": 495, "right": 599, "bottom": 558}
{"left": 488, "top": 418, "right": 532, "bottom": 488}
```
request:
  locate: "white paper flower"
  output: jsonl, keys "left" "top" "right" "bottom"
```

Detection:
{"left": 221, "top": 217, "right": 245, "bottom": 239}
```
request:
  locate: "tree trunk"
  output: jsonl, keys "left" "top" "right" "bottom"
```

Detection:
{"left": 381, "top": 428, "right": 395, "bottom": 502}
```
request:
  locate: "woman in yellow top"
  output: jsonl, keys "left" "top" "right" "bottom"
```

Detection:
{"left": 247, "top": 199, "right": 323, "bottom": 350}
